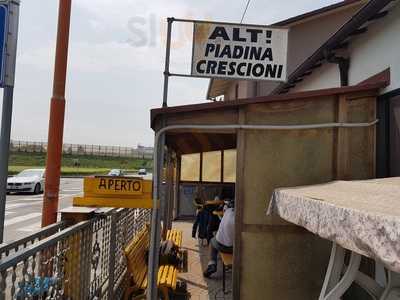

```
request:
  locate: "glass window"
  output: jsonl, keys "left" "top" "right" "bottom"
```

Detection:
{"left": 180, "top": 154, "right": 200, "bottom": 181}
{"left": 202, "top": 151, "right": 222, "bottom": 182}
{"left": 223, "top": 149, "right": 237, "bottom": 183}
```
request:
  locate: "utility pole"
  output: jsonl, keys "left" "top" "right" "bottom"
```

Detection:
{"left": 42, "top": 0, "right": 72, "bottom": 227}
{"left": 0, "top": 0, "right": 20, "bottom": 243}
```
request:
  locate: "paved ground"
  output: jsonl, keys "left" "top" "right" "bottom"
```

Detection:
{"left": 175, "top": 221, "right": 232, "bottom": 300}
{"left": 3, "top": 178, "right": 83, "bottom": 243}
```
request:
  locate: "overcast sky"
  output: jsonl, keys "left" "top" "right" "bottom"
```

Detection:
{"left": 1, "top": 0, "right": 341, "bottom": 147}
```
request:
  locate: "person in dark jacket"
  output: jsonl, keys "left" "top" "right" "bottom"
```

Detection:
{"left": 203, "top": 199, "right": 235, "bottom": 278}
{"left": 192, "top": 197, "right": 208, "bottom": 242}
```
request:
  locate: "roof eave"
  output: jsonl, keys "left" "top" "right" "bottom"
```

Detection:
{"left": 152, "top": 80, "right": 388, "bottom": 129}
{"left": 206, "top": 0, "right": 368, "bottom": 99}
{"left": 274, "top": 0, "right": 394, "bottom": 94}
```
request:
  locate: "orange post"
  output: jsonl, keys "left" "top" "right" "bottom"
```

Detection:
{"left": 42, "top": 0, "right": 72, "bottom": 227}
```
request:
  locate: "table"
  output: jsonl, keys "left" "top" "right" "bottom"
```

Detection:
{"left": 212, "top": 210, "right": 224, "bottom": 218}
{"left": 205, "top": 199, "right": 225, "bottom": 206}
{"left": 267, "top": 178, "right": 400, "bottom": 300}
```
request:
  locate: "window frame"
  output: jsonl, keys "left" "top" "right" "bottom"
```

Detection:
{"left": 180, "top": 149, "right": 236, "bottom": 184}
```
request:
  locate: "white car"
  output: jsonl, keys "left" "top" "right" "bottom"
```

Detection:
{"left": 138, "top": 169, "right": 147, "bottom": 175}
{"left": 108, "top": 169, "right": 125, "bottom": 176}
{"left": 7, "top": 169, "right": 45, "bottom": 194}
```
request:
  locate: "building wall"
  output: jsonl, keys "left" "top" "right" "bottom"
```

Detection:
{"left": 236, "top": 92, "right": 376, "bottom": 299}
{"left": 291, "top": 62, "right": 340, "bottom": 93}
{"left": 225, "top": 80, "right": 257, "bottom": 101}
{"left": 226, "top": 82, "right": 237, "bottom": 101}
{"left": 223, "top": 3, "right": 365, "bottom": 99}
{"left": 348, "top": 3, "right": 400, "bottom": 92}
{"left": 291, "top": 3, "right": 400, "bottom": 94}
{"left": 286, "top": 5, "right": 363, "bottom": 76}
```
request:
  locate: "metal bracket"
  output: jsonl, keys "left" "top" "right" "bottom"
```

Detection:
{"left": 324, "top": 50, "right": 350, "bottom": 86}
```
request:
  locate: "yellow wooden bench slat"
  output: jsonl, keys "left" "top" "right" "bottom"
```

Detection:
{"left": 220, "top": 252, "right": 233, "bottom": 266}
{"left": 162, "top": 266, "right": 170, "bottom": 286}
{"left": 175, "top": 233, "right": 180, "bottom": 246}
{"left": 141, "top": 276, "right": 147, "bottom": 289}
{"left": 140, "top": 266, "right": 178, "bottom": 289}
{"left": 139, "top": 263, "right": 150, "bottom": 287}
{"left": 172, "top": 268, "right": 178, "bottom": 290}
{"left": 158, "top": 266, "right": 166, "bottom": 285}
{"left": 176, "top": 232, "right": 180, "bottom": 243}
{"left": 177, "top": 232, "right": 182, "bottom": 247}
{"left": 166, "top": 229, "right": 183, "bottom": 247}
{"left": 160, "top": 265, "right": 169, "bottom": 285}
{"left": 125, "top": 227, "right": 182, "bottom": 300}
{"left": 166, "top": 266, "right": 175, "bottom": 287}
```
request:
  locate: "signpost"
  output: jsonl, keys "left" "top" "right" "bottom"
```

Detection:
{"left": 0, "top": 0, "right": 19, "bottom": 243}
{"left": 159, "top": 19, "right": 289, "bottom": 108}
{"left": 191, "top": 22, "right": 288, "bottom": 81}
{"left": 0, "top": 4, "right": 8, "bottom": 86}
{"left": 73, "top": 176, "right": 153, "bottom": 208}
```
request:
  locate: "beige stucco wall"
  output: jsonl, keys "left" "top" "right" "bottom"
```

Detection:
{"left": 225, "top": 80, "right": 257, "bottom": 101}
{"left": 348, "top": 3, "right": 400, "bottom": 93}
{"left": 223, "top": 3, "right": 365, "bottom": 99}
{"left": 292, "top": 3, "right": 400, "bottom": 94}
{"left": 285, "top": 5, "right": 363, "bottom": 75}
{"left": 290, "top": 62, "right": 340, "bottom": 93}
{"left": 240, "top": 231, "right": 330, "bottom": 299}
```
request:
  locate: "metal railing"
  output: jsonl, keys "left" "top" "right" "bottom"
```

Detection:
{"left": 0, "top": 222, "right": 66, "bottom": 260}
{"left": 9, "top": 140, "right": 154, "bottom": 159}
{"left": 0, "top": 208, "right": 151, "bottom": 300}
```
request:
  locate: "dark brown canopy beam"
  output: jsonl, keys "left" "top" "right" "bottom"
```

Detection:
{"left": 349, "top": 27, "right": 368, "bottom": 36}
{"left": 368, "top": 10, "right": 389, "bottom": 21}
{"left": 166, "top": 132, "right": 236, "bottom": 155}
{"left": 273, "top": 0, "right": 394, "bottom": 94}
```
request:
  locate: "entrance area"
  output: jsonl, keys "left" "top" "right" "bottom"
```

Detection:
{"left": 159, "top": 131, "right": 237, "bottom": 297}
{"left": 152, "top": 82, "right": 383, "bottom": 299}
{"left": 178, "top": 149, "right": 236, "bottom": 218}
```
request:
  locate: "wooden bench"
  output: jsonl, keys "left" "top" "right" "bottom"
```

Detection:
{"left": 220, "top": 252, "right": 233, "bottom": 294}
{"left": 123, "top": 226, "right": 184, "bottom": 300}
{"left": 166, "top": 229, "right": 182, "bottom": 248}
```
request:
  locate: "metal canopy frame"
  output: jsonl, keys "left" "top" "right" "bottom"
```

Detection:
{"left": 161, "top": 17, "right": 287, "bottom": 107}
{"left": 146, "top": 120, "right": 379, "bottom": 300}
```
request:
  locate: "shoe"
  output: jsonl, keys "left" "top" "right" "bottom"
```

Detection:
{"left": 203, "top": 264, "right": 217, "bottom": 278}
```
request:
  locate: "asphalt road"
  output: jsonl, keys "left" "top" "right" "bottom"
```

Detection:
{"left": 3, "top": 178, "right": 83, "bottom": 243}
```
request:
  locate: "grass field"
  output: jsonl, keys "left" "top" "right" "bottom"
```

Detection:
{"left": 8, "top": 152, "right": 153, "bottom": 176}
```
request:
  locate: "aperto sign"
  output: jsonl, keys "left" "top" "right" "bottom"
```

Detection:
{"left": 191, "top": 22, "right": 288, "bottom": 82}
{"left": 73, "top": 176, "right": 153, "bottom": 209}
{"left": 0, "top": 3, "right": 8, "bottom": 87}
{"left": 87, "top": 177, "right": 143, "bottom": 196}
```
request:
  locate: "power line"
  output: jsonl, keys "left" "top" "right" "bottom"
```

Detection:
{"left": 240, "top": 0, "right": 252, "bottom": 24}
